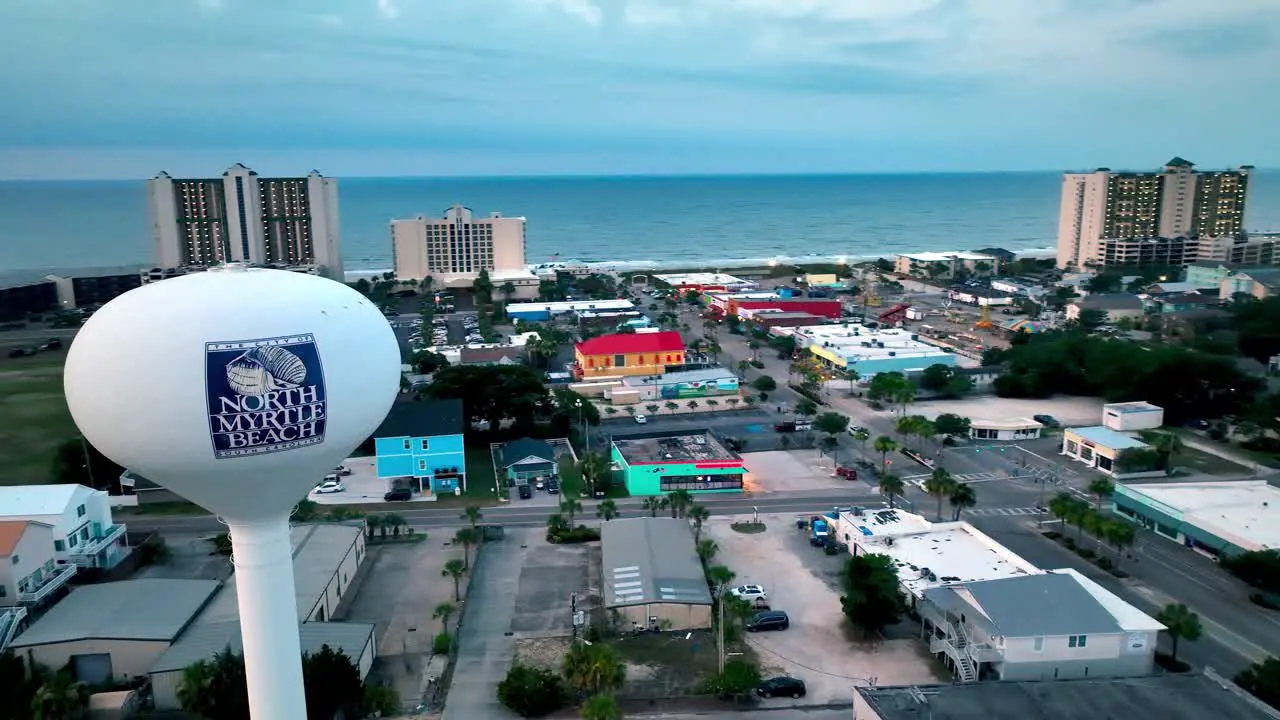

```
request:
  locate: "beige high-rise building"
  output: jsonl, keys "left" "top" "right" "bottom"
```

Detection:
{"left": 1056, "top": 157, "right": 1252, "bottom": 269}
{"left": 391, "top": 205, "right": 527, "bottom": 287}
{"left": 146, "top": 164, "right": 343, "bottom": 280}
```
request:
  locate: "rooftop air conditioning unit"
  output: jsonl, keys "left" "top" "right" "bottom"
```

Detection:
{"left": 888, "top": 351, "right": 896, "bottom": 356}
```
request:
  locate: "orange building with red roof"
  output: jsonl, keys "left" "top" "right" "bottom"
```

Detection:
{"left": 573, "top": 331, "right": 685, "bottom": 379}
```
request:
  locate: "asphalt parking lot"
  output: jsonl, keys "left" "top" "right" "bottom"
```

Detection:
{"left": 744, "top": 450, "right": 860, "bottom": 493}
{"left": 598, "top": 409, "right": 801, "bottom": 453}
{"left": 510, "top": 534, "right": 596, "bottom": 637}
{"left": 705, "top": 514, "right": 947, "bottom": 706}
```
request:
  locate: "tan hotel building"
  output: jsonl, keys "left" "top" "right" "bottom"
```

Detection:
{"left": 391, "top": 205, "right": 531, "bottom": 291}
{"left": 1056, "top": 157, "right": 1253, "bottom": 270}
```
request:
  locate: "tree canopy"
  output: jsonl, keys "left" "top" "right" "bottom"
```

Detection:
{"left": 425, "top": 365, "right": 550, "bottom": 430}
{"left": 918, "top": 364, "right": 974, "bottom": 398}
{"left": 177, "top": 644, "right": 373, "bottom": 720}
{"left": 839, "top": 552, "right": 902, "bottom": 636}
{"left": 986, "top": 330, "right": 1260, "bottom": 423}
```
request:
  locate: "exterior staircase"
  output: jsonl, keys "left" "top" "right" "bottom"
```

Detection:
{"left": 951, "top": 633, "right": 979, "bottom": 683}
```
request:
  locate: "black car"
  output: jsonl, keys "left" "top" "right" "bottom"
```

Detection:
{"left": 546, "top": 479, "right": 560, "bottom": 494}
{"left": 383, "top": 488, "right": 412, "bottom": 502}
{"left": 517, "top": 484, "right": 533, "bottom": 500}
{"left": 746, "top": 611, "right": 789, "bottom": 632}
{"left": 756, "top": 676, "right": 806, "bottom": 699}
{"left": 1032, "top": 414, "right": 1060, "bottom": 428}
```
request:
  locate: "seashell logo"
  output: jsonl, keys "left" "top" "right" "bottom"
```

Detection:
{"left": 205, "top": 334, "right": 328, "bottom": 459}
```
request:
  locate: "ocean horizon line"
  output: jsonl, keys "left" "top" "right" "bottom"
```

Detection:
{"left": 5, "top": 167, "right": 1274, "bottom": 184}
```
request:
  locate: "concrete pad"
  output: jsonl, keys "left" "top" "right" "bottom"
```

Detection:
{"left": 310, "top": 456, "right": 438, "bottom": 505}
{"left": 510, "top": 537, "right": 595, "bottom": 638}
{"left": 341, "top": 539, "right": 467, "bottom": 709}
{"left": 706, "top": 514, "right": 947, "bottom": 706}
{"left": 914, "top": 395, "right": 1105, "bottom": 428}
{"left": 743, "top": 450, "right": 854, "bottom": 493}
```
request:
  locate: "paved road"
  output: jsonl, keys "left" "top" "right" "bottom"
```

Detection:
{"left": 123, "top": 490, "right": 895, "bottom": 534}
{"left": 632, "top": 708, "right": 851, "bottom": 719}
{"left": 969, "top": 513, "right": 1280, "bottom": 677}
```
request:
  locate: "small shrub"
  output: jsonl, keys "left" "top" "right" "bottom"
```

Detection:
{"left": 749, "top": 360, "right": 765, "bottom": 369}
{"left": 699, "top": 659, "right": 762, "bottom": 699}
{"left": 1041, "top": 531, "right": 1061, "bottom": 540}
{"left": 547, "top": 526, "right": 601, "bottom": 544}
{"left": 1076, "top": 547, "right": 1096, "bottom": 560}
{"left": 363, "top": 684, "right": 400, "bottom": 716}
{"left": 1062, "top": 537, "right": 1077, "bottom": 549}
{"left": 432, "top": 631, "right": 452, "bottom": 655}
{"left": 730, "top": 521, "right": 767, "bottom": 534}
{"left": 497, "top": 664, "right": 566, "bottom": 717}
{"left": 1094, "top": 555, "right": 1112, "bottom": 570}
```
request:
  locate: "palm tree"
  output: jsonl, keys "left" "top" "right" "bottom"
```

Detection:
{"left": 596, "top": 498, "right": 619, "bottom": 521}
{"left": 1108, "top": 520, "right": 1136, "bottom": 564}
{"left": 441, "top": 558, "right": 466, "bottom": 601}
{"left": 696, "top": 538, "right": 719, "bottom": 566}
{"left": 1087, "top": 477, "right": 1115, "bottom": 512}
{"left": 688, "top": 504, "right": 711, "bottom": 540}
{"left": 579, "top": 452, "right": 611, "bottom": 497}
{"left": 706, "top": 564, "right": 735, "bottom": 589}
{"left": 1156, "top": 603, "right": 1202, "bottom": 664}
{"left": 31, "top": 671, "right": 89, "bottom": 720}
{"left": 547, "top": 512, "right": 570, "bottom": 534}
{"left": 563, "top": 642, "right": 626, "bottom": 698}
{"left": 364, "top": 514, "right": 383, "bottom": 540}
{"left": 737, "top": 359, "right": 751, "bottom": 378}
{"left": 879, "top": 474, "right": 905, "bottom": 509}
{"left": 500, "top": 281, "right": 517, "bottom": 302}
{"left": 874, "top": 435, "right": 898, "bottom": 471}
{"left": 668, "top": 489, "right": 693, "bottom": 518}
{"left": 641, "top": 496, "right": 667, "bottom": 517}
{"left": 384, "top": 512, "right": 407, "bottom": 537}
{"left": 1150, "top": 433, "right": 1184, "bottom": 475}
{"left": 453, "top": 527, "right": 480, "bottom": 570}
{"left": 843, "top": 368, "right": 861, "bottom": 394}
{"left": 559, "top": 494, "right": 584, "bottom": 526}
{"left": 949, "top": 482, "right": 977, "bottom": 521}
{"left": 462, "top": 504, "right": 483, "bottom": 529}
{"left": 819, "top": 435, "right": 839, "bottom": 462}
{"left": 432, "top": 602, "right": 456, "bottom": 633}
{"left": 581, "top": 693, "right": 623, "bottom": 720}
{"left": 923, "top": 468, "right": 956, "bottom": 521}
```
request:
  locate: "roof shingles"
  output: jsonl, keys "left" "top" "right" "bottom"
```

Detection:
{"left": 576, "top": 331, "right": 684, "bottom": 357}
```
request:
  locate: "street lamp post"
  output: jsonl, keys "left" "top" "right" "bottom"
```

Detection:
{"left": 575, "top": 399, "right": 590, "bottom": 454}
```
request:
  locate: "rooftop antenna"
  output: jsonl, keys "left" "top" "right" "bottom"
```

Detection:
{"left": 64, "top": 267, "right": 400, "bottom": 720}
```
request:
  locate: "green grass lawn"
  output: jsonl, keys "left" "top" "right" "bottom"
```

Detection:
{"left": 0, "top": 353, "right": 77, "bottom": 485}
{"left": 1174, "top": 446, "right": 1252, "bottom": 476}
{"left": 463, "top": 446, "right": 503, "bottom": 500}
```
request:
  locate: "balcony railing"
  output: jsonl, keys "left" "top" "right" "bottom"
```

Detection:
{"left": 18, "top": 563, "right": 77, "bottom": 604}
{"left": 69, "top": 523, "right": 128, "bottom": 566}
{"left": 0, "top": 607, "right": 27, "bottom": 652}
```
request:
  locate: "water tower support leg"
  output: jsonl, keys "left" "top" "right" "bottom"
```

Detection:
{"left": 228, "top": 517, "right": 308, "bottom": 720}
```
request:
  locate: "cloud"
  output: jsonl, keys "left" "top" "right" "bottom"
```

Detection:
{"left": 375, "top": 0, "right": 398, "bottom": 20}
{"left": 525, "top": 0, "right": 604, "bottom": 26}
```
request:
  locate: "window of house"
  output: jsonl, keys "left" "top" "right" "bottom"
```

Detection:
{"left": 11, "top": 555, "right": 18, "bottom": 565}
{"left": 402, "top": 439, "right": 411, "bottom": 451}
{"left": 54, "top": 540, "right": 65, "bottom": 552}
{"left": 69, "top": 534, "right": 78, "bottom": 548}
{"left": 80, "top": 527, "right": 89, "bottom": 541}
{"left": 418, "top": 460, "right": 427, "bottom": 471}
{"left": 1033, "top": 637, "right": 1043, "bottom": 652}
{"left": 0, "top": 586, "right": 6, "bottom": 597}
{"left": 77, "top": 504, "right": 86, "bottom": 517}
{"left": 419, "top": 438, "right": 430, "bottom": 452}
{"left": 1069, "top": 635, "right": 1088, "bottom": 648}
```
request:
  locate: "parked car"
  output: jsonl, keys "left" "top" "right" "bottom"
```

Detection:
{"left": 547, "top": 478, "right": 560, "bottom": 494}
{"left": 335, "top": 465, "right": 352, "bottom": 476}
{"left": 774, "top": 421, "right": 811, "bottom": 433}
{"left": 847, "top": 425, "right": 868, "bottom": 436}
{"left": 730, "top": 584, "right": 768, "bottom": 602}
{"left": 313, "top": 481, "right": 345, "bottom": 494}
{"left": 1033, "top": 414, "right": 1060, "bottom": 428}
{"left": 756, "top": 676, "right": 805, "bottom": 699}
{"left": 634, "top": 414, "right": 647, "bottom": 424}
{"left": 7, "top": 348, "right": 36, "bottom": 358}
{"left": 384, "top": 488, "right": 412, "bottom": 502}
{"left": 42, "top": 338, "right": 64, "bottom": 350}
{"left": 518, "top": 484, "right": 533, "bottom": 499}
{"left": 745, "top": 610, "right": 790, "bottom": 632}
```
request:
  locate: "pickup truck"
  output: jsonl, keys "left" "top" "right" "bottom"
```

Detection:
{"left": 809, "top": 517, "right": 830, "bottom": 546}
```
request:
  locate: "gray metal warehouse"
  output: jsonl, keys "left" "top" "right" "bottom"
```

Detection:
{"left": 600, "top": 517, "right": 712, "bottom": 632}
{"left": 7, "top": 578, "right": 219, "bottom": 684}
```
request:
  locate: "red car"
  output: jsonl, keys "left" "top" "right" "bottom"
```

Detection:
{"left": 835, "top": 466, "right": 857, "bottom": 481}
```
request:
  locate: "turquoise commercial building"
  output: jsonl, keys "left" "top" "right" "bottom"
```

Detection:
{"left": 1112, "top": 480, "right": 1280, "bottom": 557}
{"left": 374, "top": 399, "right": 467, "bottom": 496}
{"left": 611, "top": 430, "right": 744, "bottom": 496}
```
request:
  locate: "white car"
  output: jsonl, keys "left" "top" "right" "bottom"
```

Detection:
{"left": 730, "top": 584, "right": 767, "bottom": 602}
{"left": 313, "top": 481, "right": 345, "bottom": 494}
{"left": 335, "top": 465, "right": 352, "bottom": 476}
{"left": 634, "top": 414, "right": 647, "bottom": 424}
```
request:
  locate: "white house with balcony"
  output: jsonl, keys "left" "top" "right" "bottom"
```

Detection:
{"left": 0, "top": 520, "right": 77, "bottom": 609}
{"left": 0, "top": 485, "right": 129, "bottom": 570}
{"left": 919, "top": 569, "right": 1163, "bottom": 683}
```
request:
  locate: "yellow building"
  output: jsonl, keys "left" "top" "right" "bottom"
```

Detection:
{"left": 573, "top": 331, "right": 685, "bottom": 379}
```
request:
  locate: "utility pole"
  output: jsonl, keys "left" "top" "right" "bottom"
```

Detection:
{"left": 717, "top": 585, "right": 726, "bottom": 673}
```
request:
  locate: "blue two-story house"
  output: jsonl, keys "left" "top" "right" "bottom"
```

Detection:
{"left": 374, "top": 398, "right": 467, "bottom": 498}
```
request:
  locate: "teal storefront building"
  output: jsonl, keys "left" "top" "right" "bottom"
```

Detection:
{"left": 1112, "top": 481, "right": 1278, "bottom": 557}
{"left": 611, "top": 430, "right": 745, "bottom": 496}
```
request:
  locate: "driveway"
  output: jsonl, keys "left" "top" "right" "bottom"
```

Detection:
{"left": 442, "top": 529, "right": 532, "bottom": 720}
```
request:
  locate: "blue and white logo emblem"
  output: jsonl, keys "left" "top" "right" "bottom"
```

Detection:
{"left": 205, "top": 334, "right": 328, "bottom": 459}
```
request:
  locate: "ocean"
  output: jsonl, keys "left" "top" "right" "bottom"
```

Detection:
{"left": 2, "top": 172, "right": 1278, "bottom": 275}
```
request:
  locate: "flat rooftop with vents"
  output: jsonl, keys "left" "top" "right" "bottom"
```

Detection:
{"left": 831, "top": 509, "right": 1041, "bottom": 598}
{"left": 1115, "top": 480, "right": 1280, "bottom": 553}
{"left": 611, "top": 430, "right": 736, "bottom": 464}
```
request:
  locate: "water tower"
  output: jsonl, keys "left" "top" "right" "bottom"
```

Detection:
{"left": 64, "top": 266, "right": 400, "bottom": 719}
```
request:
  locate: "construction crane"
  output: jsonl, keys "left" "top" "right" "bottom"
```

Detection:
{"left": 973, "top": 303, "right": 994, "bottom": 330}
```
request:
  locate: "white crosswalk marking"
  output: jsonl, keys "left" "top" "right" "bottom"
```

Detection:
{"left": 966, "top": 506, "right": 1043, "bottom": 517}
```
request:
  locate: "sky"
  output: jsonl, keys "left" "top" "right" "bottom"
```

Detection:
{"left": 0, "top": 0, "right": 1278, "bottom": 179}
